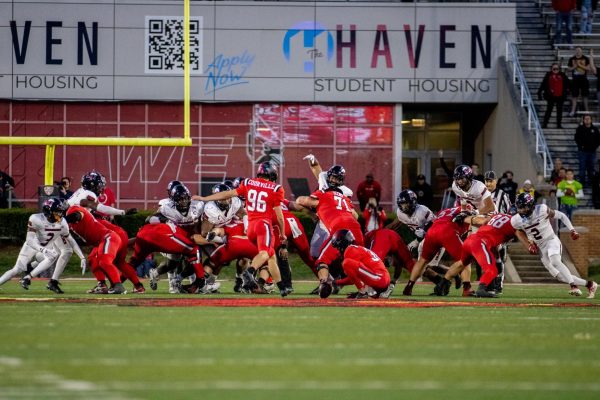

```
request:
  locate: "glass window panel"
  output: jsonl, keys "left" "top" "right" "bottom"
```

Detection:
{"left": 336, "top": 105, "right": 393, "bottom": 124}
{"left": 336, "top": 126, "right": 393, "bottom": 145}
{"left": 428, "top": 130, "right": 460, "bottom": 150}
{"left": 282, "top": 125, "right": 334, "bottom": 145}
{"left": 298, "top": 105, "right": 334, "bottom": 124}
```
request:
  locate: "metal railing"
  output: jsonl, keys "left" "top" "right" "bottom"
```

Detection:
{"left": 505, "top": 40, "right": 554, "bottom": 178}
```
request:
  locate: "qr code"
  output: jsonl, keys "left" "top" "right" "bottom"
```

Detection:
{"left": 145, "top": 16, "right": 202, "bottom": 74}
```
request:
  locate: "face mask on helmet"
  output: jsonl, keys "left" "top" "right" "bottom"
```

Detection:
{"left": 515, "top": 194, "right": 535, "bottom": 218}
{"left": 331, "top": 229, "right": 355, "bottom": 253}
{"left": 257, "top": 162, "right": 278, "bottom": 182}
{"left": 396, "top": 190, "right": 417, "bottom": 215}
{"left": 170, "top": 185, "right": 191, "bottom": 213}
{"left": 326, "top": 165, "right": 346, "bottom": 188}
{"left": 212, "top": 183, "right": 232, "bottom": 212}
{"left": 81, "top": 171, "right": 106, "bottom": 196}
{"left": 453, "top": 165, "right": 474, "bottom": 191}
{"left": 42, "top": 198, "right": 65, "bottom": 223}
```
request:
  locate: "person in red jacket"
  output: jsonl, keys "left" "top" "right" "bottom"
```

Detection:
{"left": 330, "top": 229, "right": 390, "bottom": 299}
{"left": 356, "top": 173, "right": 382, "bottom": 211}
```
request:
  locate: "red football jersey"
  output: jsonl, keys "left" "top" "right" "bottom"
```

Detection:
{"left": 310, "top": 189, "right": 357, "bottom": 232}
{"left": 343, "top": 245, "right": 387, "bottom": 275}
{"left": 236, "top": 178, "right": 284, "bottom": 222}
{"left": 473, "top": 213, "right": 515, "bottom": 247}
{"left": 432, "top": 207, "right": 470, "bottom": 236}
{"left": 66, "top": 205, "right": 111, "bottom": 246}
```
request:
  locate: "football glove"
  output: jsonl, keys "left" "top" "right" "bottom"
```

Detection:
{"left": 570, "top": 230, "right": 580, "bottom": 241}
{"left": 528, "top": 242, "right": 539, "bottom": 255}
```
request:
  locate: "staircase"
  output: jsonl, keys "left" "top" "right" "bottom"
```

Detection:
{"left": 515, "top": 0, "right": 598, "bottom": 207}
{"left": 506, "top": 242, "right": 558, "bottom": 283}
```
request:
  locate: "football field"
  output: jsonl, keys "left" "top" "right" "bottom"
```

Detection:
{"left": 0, "top": 280, "right": 598, "bottom": 400}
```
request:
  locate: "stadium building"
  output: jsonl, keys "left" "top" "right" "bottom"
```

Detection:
{"left": 0, "top": 0, "right": 543, "bottom": 210}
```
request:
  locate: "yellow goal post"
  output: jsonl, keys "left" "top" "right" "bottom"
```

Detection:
{"left": 0, "top": 0, "right": 193, "bottom": 185}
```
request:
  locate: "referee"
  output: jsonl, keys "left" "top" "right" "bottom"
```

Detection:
{"left": 484, "top": 170, "right": 512, "bottom": 293}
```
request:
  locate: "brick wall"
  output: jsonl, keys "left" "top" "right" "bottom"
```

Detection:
{"left": 563, "top": 209, "right": 600, "bottom": 278}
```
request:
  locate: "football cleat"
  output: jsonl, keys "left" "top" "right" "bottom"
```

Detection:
{"left": 148, "top": 268, "right": 160, "bottom": 291}
{"left": 434, "top": 279, "right": 452, "bottom": 296}
{"left": 569, "top": 287, "right": 583, "bottom": 297}
{"left": 108, "top": 283, "right": 127, "bottom": 294}
{"left": 87, "top": 282, "right": 108, "bottom": 294}
{"left": 402, "top": 285, "right": 413, "bottom": 296}
{"left": 132, "top": 284, "right": 146, "bottom": 294}
{"left": 347, "top": 291, "right": 369, "bottom": 299}
{"left": 233, "top": 277, "right": 243, "bottom": 293}
{"left": 46, "top": 279, "right": 64, "bottom": 294}
{"left": 279, "top": 287, "right": 294, "bottom": 297}
{"left": 587, "top": 281, "right": 598, "bottom": 299}
{"left": 462, "top": 288, "right": 475, "bottom": 297}
{"left": 200, "top": 282, "right": 221, "bottom": 294}
{"left": 379, "top": 283, "right": 395, "bottom": 299}
{"left": 309, "top": 285, "right": 320, "bottom": 295}
{"left": 263, "top": 282, "right": 275, "bottom": 293}
{"left": 19, "top": 277, "right": 31, "bottom": 290}
{"left": 475, "top": 285, "right": 498, "bottom": 298}
{"left": 241, "top": 269, "right": 258, "bottom": 292}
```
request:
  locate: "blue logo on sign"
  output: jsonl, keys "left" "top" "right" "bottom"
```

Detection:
{"left": 282, "top": 21, "right": 334, "bottom": 73}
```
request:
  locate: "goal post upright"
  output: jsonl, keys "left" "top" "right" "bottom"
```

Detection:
{"left": 0, "top": 0, "right": 193, "bottom": 185}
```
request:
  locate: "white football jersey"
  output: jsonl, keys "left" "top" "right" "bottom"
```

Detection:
{"left": 395, "top": 204, "right": 434, "bottom": 231}
{"left": 511, "top": 204, "right": 556, "bottom": 244}
{"left": 28, "top": 213, "right": 69, "bottom": 247}
{"left": 67, "top": 188, "right": 98, "bottom": 207}
{"left": 452, "top": 180, "right": 491, "bottom": 210}
{"left": 203, "top": 197, "right": 243, "bottom": 227}
{"left": 318, "top": 171, "right": 353, "bottom": 197}
{"left": 157, "top": 198, "right": 204, "bottom": 231}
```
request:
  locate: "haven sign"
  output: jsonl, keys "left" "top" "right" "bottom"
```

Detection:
{"left": 0, "top": 1, "right": 515, "bottom": 103}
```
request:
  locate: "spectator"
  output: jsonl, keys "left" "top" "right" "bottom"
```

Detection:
{"left": 57, "top": 176, "right": 74, "bottom": 200}
{"left": 0, "top": 170, "right": 15, "bottom": 209}
{"left": 362, "top": 197, "right": 386, "bottom": 234}
{"left": 499, "top": 170, "right": 518, "bottom": 203}
{"left": 552, "top": 0, "right": 576, "bottom": 45}
{"left": 518, "top": 179, "right": 542, "bottom": 203}
{"left": 538, "top": 63, "right": 570, "bottom": 129}
{"left": 556, "top": 169, "right": 584, "bottom": 221}
{"left": 96, "top": 184, "right": 117, "bottom": 221}
{"left": 577, "top": 0, "right": 598, "bottom": 35}
{"left": 356, "top": 173, "right": 382, "bottom": 211}
{"left": 574, "top": 114, "right": 600, "bottom": 185}
{"left": 567, "top": 46, "right": 591, "bottom": 116}
{"left": 471, "top": 163, "right": 485, "bottom": 182}
{"left": 553, "top": 167, "right": 567, "bottom": 186}
{"left": 410, "top": 174, "right": 433, "bottom": 209}
{"left": 550, "top": 158, "right": 564, "bottom": 183}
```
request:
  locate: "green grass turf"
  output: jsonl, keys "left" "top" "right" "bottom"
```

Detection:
{"left": 0, "top": 280, "right": 599, "bottom": 400}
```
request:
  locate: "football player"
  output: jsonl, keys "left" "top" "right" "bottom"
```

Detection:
{"left": 511, "top": 193, "right": 598, "bottom": 298}
{"left": 302, "top": 154, "right": 353, "bottom": 259}
{"left": 330, "top": 229, "right": 390, "bottom": 299}
{"left": 402, "top": 206, "right": 473, "bottom": 296}
{"left": 0, "top": 198, "right": 83, "bottom": 293}
{"left": 296, "top": 186, "right": 363, "bottom": 299}
{"left": 391, "top": 189, "right": 434, "bottom": 252}
{"left": 435, "top": 213, "right": 521, "bottom": 297}
{"left": 195, "top": 162, "right": 290, "bottom": 297}
{"left": 139, "top": 183, "right": 206, "bottom": 294}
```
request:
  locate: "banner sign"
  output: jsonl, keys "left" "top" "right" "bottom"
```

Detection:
{"left": 0, "top": 0, "right": 515, "bottom": 103}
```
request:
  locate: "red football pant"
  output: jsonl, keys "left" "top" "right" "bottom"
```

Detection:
{"left": 247, "top": 219, "right": 275, "bottom": 257}
{"left": 129, "top": 223, "right": 203, "bottom": 276}
{"left": 420, "top": 224, "right": 463, "bottom": 261}
{"left": 88, "top": 232, "right": 122, "bottom": 285}
{"left": 337, "top": 258, "right": 390, "bottom": 291}
{"left": 315, "top": 225, "right": 363, "bottom": 267}
{"left": 209, "top": 237, "right": 258, "bottom": 266}
{"left": 461, "top": 235, "right": 498, "bottom": 286}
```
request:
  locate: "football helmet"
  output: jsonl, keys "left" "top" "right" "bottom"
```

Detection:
{"left": 232, "top": 177, "right": 244, "bottom": 189}
{"left": 331, "top": 229, "right": 356, "bottom": 253}
{"left": 169, "top": 184, "right": 191, "bottom": 213}
{"left": 396, "top": 189, "right": 418, "bottom": 215}
{"left": 326, "top": 165, "right": 346, "bottom": 188}
{"left": 42, "top": 198, "right": 65, "bottom": 223}
{"left": 256, "top": 162, "right": 278, "bottom": 182}
{"left": 515, "top": 192, "right": 535, "bottom": 218}
{"left": 166, "top": 180, "right": 182, "bottom": 195}
{"left": 81, "top": 171, "right": 106, "bottom": 195}
{"left": 212, "top": 183, "right": 232, "bottom": 211}
{"left": 453, "top": 165, "right": 474, "bottom": 190}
